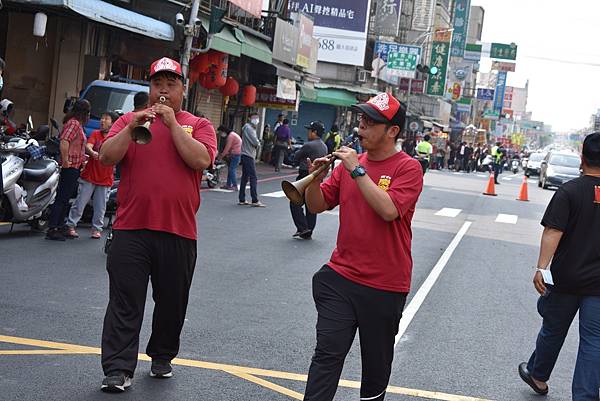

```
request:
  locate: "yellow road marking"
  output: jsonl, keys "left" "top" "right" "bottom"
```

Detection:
{"left": 0, "top": 334, "right": 495, "bottom": 401}
{"left": 226, "top": 370, "right": 304, "bottom": 400}
{"left": 0, "top": 350, "right": 93, "bottom": 355}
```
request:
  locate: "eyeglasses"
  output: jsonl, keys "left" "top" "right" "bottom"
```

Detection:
{"left": 358, "top": 114, "right": 382, "bottom": 127}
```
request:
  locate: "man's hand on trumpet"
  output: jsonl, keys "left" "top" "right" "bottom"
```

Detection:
{"left": 332, "top": 146, "right": 359, "bottom": 173}
{"left": 152, "top": 102, "right": 177, "bottom": 129}
{"left": 127, "top": 109, "right": 156, "bottom": 130}
{"left": 308, "top": 155, "right": 334, "bottom": 182}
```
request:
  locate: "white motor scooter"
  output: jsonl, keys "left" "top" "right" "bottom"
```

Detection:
{"left": 0, "top": 133, "right": 60, "bottom": 231}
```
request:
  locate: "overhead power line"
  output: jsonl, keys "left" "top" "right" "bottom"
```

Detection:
{"left": 521, "top": 55, "right": 600, "bottom": 67}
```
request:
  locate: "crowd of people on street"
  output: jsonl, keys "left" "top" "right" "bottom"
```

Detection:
{"left": 4, "top": 53, "right": 598, "bottom": 401}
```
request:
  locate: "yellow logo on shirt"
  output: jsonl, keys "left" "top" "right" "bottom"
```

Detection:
{"left": 378, "top": 175, "right": 392, "bottom": 191}
{"left": 181, "top": 125, "right": 194, "bottom": 136}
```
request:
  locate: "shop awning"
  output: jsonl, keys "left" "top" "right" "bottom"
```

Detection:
{"left": 15, "top": 0, "right": 174, "bottom": 41}
{"left": 199, "top": 17, "right": 241, "bottom": 57}
{"left": 314, "top": 82, "right": 378, "bottom": 96}
{"left": 304, "top": 88, "right": 357, "bottom": 107}
{"left": 273, "top": 62, "right": 303, "bottom": 81}
{"left": 298, "top": 83, "right": 317, "bottom": 101}
{"left": 234, "top": 29, "right": 272, "bottom": 64}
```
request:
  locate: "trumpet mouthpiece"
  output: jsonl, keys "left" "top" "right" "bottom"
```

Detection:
{"left": 159, "top": 96, "right": 166, "bottom": 103}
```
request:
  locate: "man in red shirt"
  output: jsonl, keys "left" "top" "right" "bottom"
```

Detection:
{"left": 98, "top": 57, "right": 217, "bottom": 393}
{"left": 303, "top": 93, "right": 423, "bottom": 401}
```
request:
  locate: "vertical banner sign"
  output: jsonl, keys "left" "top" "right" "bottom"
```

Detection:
{"left": 288, "top": 0, "right": 372, "bottom": 66}
{"left": 374, "top": 0, "right": 402, "bottom": 35}
{"left": 296, "top": 14, "right": 314, "bottom": 68}
{"left": 493, "top": 71, "right": 508, "bottom": 112}
{"left": 426, "top": 41, "right": 450, "bottom": 96}
{"left": 411, "top": 0, "right": 436, "bottom": 31}
{"left": 450, "top": 0, "right": 470, "bottom": 57}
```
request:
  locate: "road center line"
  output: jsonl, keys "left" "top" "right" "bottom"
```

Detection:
{"left": 395, "top": 221, "right": 472, "bottom": 346}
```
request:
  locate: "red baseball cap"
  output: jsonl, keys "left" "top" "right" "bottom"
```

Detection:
{"left": 149, "top": 57, "right": 184, "bottom": 80}
{"left": 352, "top": 92, "right": 406, "bottom": 127}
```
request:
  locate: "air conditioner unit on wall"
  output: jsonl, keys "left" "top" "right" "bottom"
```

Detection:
{"left": 357, "top": 69, "right": 369, "bottom": 83}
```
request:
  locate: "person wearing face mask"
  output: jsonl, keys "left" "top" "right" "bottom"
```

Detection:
{"left": 216, "top": 125, "right": 242, "bottom": 190}
{"left": 238, "top": 113, "right": 266, "bottom": 207}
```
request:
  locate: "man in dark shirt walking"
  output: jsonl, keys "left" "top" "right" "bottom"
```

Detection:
{"left": 519, "top": 132, "right": 600, "bottom": 400}
{"left": 289, "top": 121, "right": 327, "bottom": 239}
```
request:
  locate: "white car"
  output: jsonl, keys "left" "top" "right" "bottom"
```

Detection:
{"left": 525, "top": 152, "right": 545, "bottom": 177}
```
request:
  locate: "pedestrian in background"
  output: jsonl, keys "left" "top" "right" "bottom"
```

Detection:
{"left": 98, "top": 57, "right": 217, "bottom": 392}
{"left": 133, "top": 91, "right": 149, "bottom": 112}
{"left": 216, "top": 125, "right": 241, "bottom": 190}
{"left": 302, "top": 93, "right": 423, "bottom": 401}
{"left": 45, "top": 99, "right": 91, "bottom": 241}
{"left": 519, "top": 132, "right": 600, "bottom": 400}
{"left": 238, "top": 113, "right": 266, "bottom": 207}
{"left": 323, "top": 124, "right": 341, "bottom": 172}
{"left": 65, "top": 110, "right": 119, "bottom": 239}
{"left": 289, "top": 121, "right": 327, "bottom": 239}
{"left": 273, "top": 118, "right": 291, "bottom": 172}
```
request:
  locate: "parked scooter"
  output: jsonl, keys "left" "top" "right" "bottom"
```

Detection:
{"left": 204, "top": 159, "right": 226, "bottom": 188}
{"left": 0, "top": 134, "right": 60, "bottom": 231}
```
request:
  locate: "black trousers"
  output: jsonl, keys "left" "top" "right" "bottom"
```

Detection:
{"left": 304, "top": 266, "right": 407, "bottom": 401}
{"left": 48, "top": 168, "right": 80, "bottom": 229}
{"left": 101, "top": 229, "right": 197, "bottom": 377}
{"left": 290, "top": 170, "right": 317, "bottom": 232}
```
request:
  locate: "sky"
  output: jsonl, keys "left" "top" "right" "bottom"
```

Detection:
{"left": 470, "top": 0, "right": 600, "bottom": 132}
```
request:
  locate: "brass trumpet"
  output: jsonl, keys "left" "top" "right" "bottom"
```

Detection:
{"left": 281, "top": 135, "right": 359, "bottom": 206}
{"left": 131, "top": 95, "right": 166, "bottom": 145}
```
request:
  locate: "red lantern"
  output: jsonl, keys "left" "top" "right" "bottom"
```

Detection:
{"left": 241, "top": 85, "right": 256, "bottom": 106}
{"left": 203, "top": 65, "right": 226, "bottom": 89}
{"left": 219, "top": 77, "right": 239, "bottom": 96}
{"left": 191, "top": 53, "right": 210, "bottom": 74}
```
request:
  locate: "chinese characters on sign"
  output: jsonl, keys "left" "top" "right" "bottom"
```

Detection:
{"left": 411, "top": 0, "right": 436, "bottom": 31}
{"left": 296, "top": 13, "right": 314, "bottom": 69}
{"left": 288, "top": 0, "right": 371, "bottom": 65}
{"left": 490, "top": 43, "right": 518, "bottom": 60}
{"left": 491, "top": 61, "right": 516, "bottom": 72}
{"left": 476, "top": 88, "right": 494, "bottom": 100}
{"left": 373, "top": 0, "right": 401, "bottom": 36}
{"left": 450, "top": 0, "right": 470, "bottom": 57}
{"left": 372, "top": 42, "right": 421, "bottom": 82}
{"left": 493, "top": 71, "right": 508, "bottom": 112}
{"left": 255, "top": 87, "right": 297, "bottom": 110}
{"left": 426, "top": 41, "right": 449, "bottom": 96}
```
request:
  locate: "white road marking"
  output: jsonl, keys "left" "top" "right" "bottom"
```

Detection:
{"left": 477, "top": 174, "right": 487, "bottom": 178}
{"left": 528, "top": 179, "right": 537, "bottom": 184}
{"left": 209, "top": 188, "right": 235, "bottom": 193}
{"left": 395, "top": 221, "right": 472, "bottom": 345}
{"left": 495, "top": 214, "right": 518, "bottom": 224}
{"left": 262, "top": 191, "right": 287, "bottom": 198}
{"left": 435, "top": 208, "right": 462, "bottom": 218}
{"left": 452, "top": 172, "right": 464, "bottom": 175}
{"left": 501, "top": 177, "right": 512, "bottom": 181}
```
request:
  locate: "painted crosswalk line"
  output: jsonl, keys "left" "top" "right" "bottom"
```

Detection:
{"left": 262, "top": 191, "right": 287, "bottom": 198}
{"left": 435, "top": 208, "right": 462, "bottom": 218}
{"left": 495, "top": 214, "right": 518, "bottom": 224}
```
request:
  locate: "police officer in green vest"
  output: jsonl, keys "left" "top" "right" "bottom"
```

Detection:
{"left": 416, "top": 134, "right": 433, "bottom": 174}
{"left": 491, "top": 141, "right": 505, "bottom": 184}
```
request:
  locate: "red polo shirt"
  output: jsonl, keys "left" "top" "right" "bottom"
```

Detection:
{"left": 106, "top": 111, "right": 217, "bottom": 240}
{"left": 320, "top": 151, "right": 423, "bottom": 293}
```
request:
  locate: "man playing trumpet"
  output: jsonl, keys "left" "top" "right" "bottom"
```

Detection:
{"left": 302, "top": 93, "right": 423, "bottom": 401}
{"left": 98, "top": 57, "right": 217, "bottom": 392}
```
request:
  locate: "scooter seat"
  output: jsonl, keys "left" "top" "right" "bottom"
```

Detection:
{"left": 22, "top": 159, "right": 56, "bottom": 182}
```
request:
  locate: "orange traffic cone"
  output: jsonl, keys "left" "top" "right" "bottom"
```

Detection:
{"left": 516, "top": 175, "right": 529, "bottom": 201}
{"left": 483, "top": 172, "right": 497, "bottom": 196}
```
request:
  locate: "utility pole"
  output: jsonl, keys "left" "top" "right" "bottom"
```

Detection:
{"left": 181, "top": 0, "right": 201, "bottom": 107}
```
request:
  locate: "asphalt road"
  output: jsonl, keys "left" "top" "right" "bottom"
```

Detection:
{"left": 0, "top": 165, "right": 580, "bottom": 401}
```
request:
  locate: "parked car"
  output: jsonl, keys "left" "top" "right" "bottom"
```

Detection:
{"left": 538, "top": 151, "right": 581, "bottom": 189}
{"left": 524, "top": 152, "right": 545, "bottom": 177}
{"left": 74, "top": 80, "right": 149, "bottom": 136}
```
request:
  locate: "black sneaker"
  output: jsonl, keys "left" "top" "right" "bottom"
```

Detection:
{"left": 292, "top": 230, "right": 303, "bottom": 238}
{"left": 150, "top": 359, "right": 173, "bottom": 378}
{"left": 101, "top": 373, "right": 132, "bottom": 393}
{"left": 45, "top": 228, "right": 66, "bottom": 241}
{"left": 299, "top": 229, "right": 313, "bottom": 239}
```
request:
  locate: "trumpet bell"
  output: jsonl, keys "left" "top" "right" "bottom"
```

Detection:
{"left": 131, "top": 121, "right": 152, "bottom": 145}
{"left": 282, "top": 172, "right": 318, "bottom": 206}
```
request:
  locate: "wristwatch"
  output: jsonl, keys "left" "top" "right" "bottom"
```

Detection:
{"left": 350, "top": 165, "right": 367, "bottom": 179}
